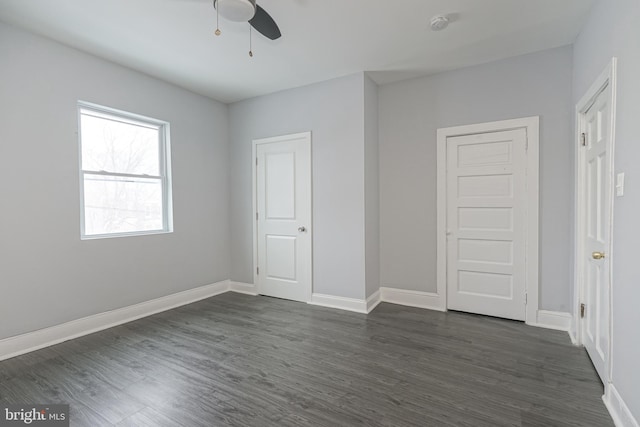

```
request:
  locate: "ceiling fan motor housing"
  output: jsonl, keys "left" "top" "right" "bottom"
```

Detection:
{"left": 215, "top": 0, "right": 257, "bottom": 22}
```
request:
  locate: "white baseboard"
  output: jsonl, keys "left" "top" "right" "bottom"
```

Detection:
{"left": 604, "top": 384, "right": 639, "bottom": 427}
{"left": 379, "top": 287, "right": 445, "bottom": 311}
{"left": 374, "top": 289, "right": 573, "bottom": 335}
{"left": 568, "top": 329, "right": 579, "bottom": 346}
{"left": 366, "top": 290, "right": 381, "bottom": 313}
{"left": 229, "top": 281, "right": 258, "bottom": 296}
{"left": 0, "top": 281, "right": 586, "bottom": 364}
{"left": 0, "top": 280, "right": 230, "bottom": 362}
{"left": 530, "top": 310, "right": 573, "bottom": 332}
{"left": 309, "top": 293, "right": 368, "bottom": 314}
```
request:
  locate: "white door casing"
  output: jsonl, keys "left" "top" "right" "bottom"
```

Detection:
{"left": 575, "top": 59, "right": 616, "bottom": 386}
{"left": 253, "top": 132, "right": 312, "bottom": 303}
{"left": 437, "top": 117, "right": 539, "bottom": 323}
{"left": 446, "top": 129, "right": 528, "bottom": 321}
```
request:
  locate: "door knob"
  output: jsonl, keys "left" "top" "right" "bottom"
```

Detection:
{"left": 298, "top": 226, "right": 307, "bottom": 232}
{"left": 592, "top": 251, "right": 605, "bottom": 260}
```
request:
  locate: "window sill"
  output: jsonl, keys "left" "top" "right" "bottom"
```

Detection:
{"left": 81, "top": 229, "right": 173, "bottom": 241}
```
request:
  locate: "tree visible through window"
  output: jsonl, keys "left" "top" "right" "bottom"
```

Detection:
{"left": 78, "top": 103, "right": 173, "bottom": 238}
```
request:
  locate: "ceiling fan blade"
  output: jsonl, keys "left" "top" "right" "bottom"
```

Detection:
{"left": 249, "top": 5, "right": 281, "bottom": 40}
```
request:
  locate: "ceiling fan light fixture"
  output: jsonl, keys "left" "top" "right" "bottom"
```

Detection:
{"left": 214, "top": 0, "right": 256, "bottom": 22}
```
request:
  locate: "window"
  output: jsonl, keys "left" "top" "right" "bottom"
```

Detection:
{"left": 78, "top": 102, "right": 173, "bottom": 239}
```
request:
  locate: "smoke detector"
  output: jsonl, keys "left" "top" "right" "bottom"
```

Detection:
{"left": 430, "top": 15, "right": 450, "bottom": 31}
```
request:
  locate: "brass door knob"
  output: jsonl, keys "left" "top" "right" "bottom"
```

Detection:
{"left": 592, "top": 252, "right": 605, "bottom": 260}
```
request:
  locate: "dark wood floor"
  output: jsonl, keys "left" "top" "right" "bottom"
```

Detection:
{"left": 0, "top": 293, "right": 613, "bottom": 426}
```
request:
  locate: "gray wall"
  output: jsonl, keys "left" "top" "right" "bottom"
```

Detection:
{"left": 364, "top": 74, "right": 380, "bottom": 299}
{"left": 0, "top": 23, "right": 230, "bottom": 340}
{"left": 379, "top": 46, "right": 574, "bottom": 312}
{"left": 229, "top": 73, "right": 368, "bottom": 299}
{"left": 573, "top": 0, "right": 640, "bottom": 419}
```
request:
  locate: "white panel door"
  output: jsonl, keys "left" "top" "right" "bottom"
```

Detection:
{"left": 581, "top": 84, "right": 611, "bottom": 383}
{"left": 446, "top": 129, "right": 527, "bottom": 321}
{"left": 255, "top": 133, "right": 312, "bottom": 303}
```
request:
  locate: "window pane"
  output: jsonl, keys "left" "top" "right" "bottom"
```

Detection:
{"left": 81, "top": 113, "right": 160, "bottom": 176}
{"left": 83, "top": 174, "right": 163, "bottom": 236}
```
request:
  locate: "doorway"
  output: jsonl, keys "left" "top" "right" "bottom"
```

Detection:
{"left": 437, "top": 117, "right": 539, "bottom": 322}
{"left": 574, "top": 59, "right": 617, "bottom": 386}
{"left": 252, "top": 132, "right": 312, "bottom": 303}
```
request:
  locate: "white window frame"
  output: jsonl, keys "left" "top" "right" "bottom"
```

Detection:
{"left": 78, "top": 101, "right": 173, "bottom": 240}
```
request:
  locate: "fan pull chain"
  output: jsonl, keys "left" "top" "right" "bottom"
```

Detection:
{"left": 214, "top": 0, "right": 221, "bottom": 36}
{"left": 249, "top": 24, "right": 253, "bottom": 57}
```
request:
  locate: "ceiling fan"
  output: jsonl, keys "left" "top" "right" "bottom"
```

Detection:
{"left": 214, "top": 0, "right": 281, "bottom": 40}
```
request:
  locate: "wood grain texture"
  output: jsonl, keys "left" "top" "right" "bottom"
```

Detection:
{"left": 0, "top": 293, "right": 613, "bottom": 426}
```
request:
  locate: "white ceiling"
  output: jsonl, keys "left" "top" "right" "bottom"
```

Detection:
{"left": 0, "top": 0, "right": 594, "bottom": 103}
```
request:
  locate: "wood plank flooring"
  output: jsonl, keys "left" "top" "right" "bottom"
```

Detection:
{"left": 0, "top": 293, "right": 613, "bottom": 426}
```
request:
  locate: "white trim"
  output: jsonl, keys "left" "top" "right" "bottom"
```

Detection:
{"left": 251, "top": 140, "right": 259, "bottom": 293}
{"left": 531, "top": 310, "right": 573, "bottom": 332}
{"left": 229, "top": 281, "right": 259, "bottom": 296}
{"left": 309, "top": 293, "right": 368, "bottom": 314}
{"left": 252, "top": 132, "right": 313, "bottom": 302}
{"left": 376, "top": 286, "right": 575, "bottom": 333}
{"left": 568, "top": 329, "right": 579, "bottom": 346}
{"left": 604, "top": 384, "right": 639, "bottom": 427}
{"left": 0, "top": 282, "right": 589, "bottom": 362}
{"left": 380, "top": 287, "right": 445, "bottom": 312}
{"left": 366, "top": 290, "right": 382, "bottom": 313}
{"left": 0, "top": 280, "right": 230, "bottom": 361}
{"left": 436, "top": 116, "right": 540, "bottom": 324}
